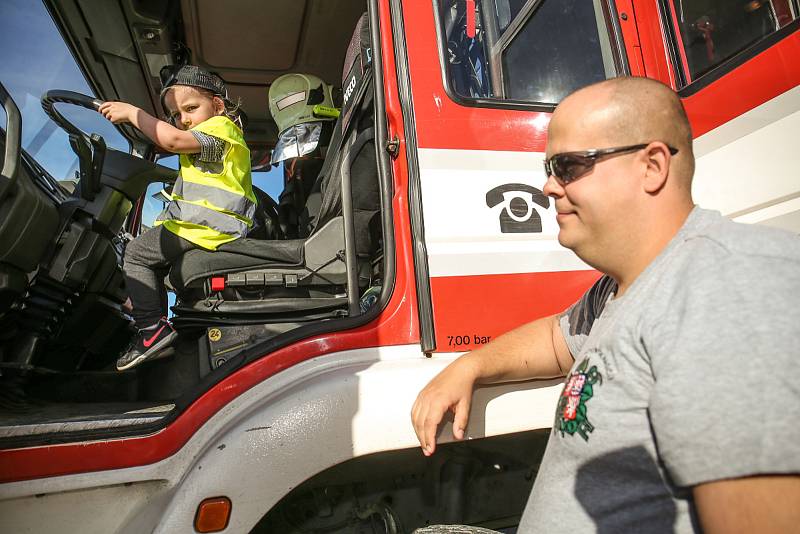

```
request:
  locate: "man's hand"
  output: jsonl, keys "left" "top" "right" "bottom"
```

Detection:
{"left": 98, "top": 101, "right": 139, "bottom": 125}
{"left": 694, "top": 475, "right": 800, "bottom": 534}
{"left": 411, "top": 357, "right": 479, "bottom": 456}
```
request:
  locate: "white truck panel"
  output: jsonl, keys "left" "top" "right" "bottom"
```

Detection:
{"left": 0, "top": 345, "right": 561, "bottom": 533}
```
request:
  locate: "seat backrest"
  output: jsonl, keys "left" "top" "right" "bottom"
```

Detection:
{"left": 247, "top": 186, "right": 283, "bottom": 240}
{"left": 300, "top": 12, "right": 380, "bottom": 255}
{"left": 339, "top": 12, "right": 372, "bottom": 136}
{"left": 277, "top": 150, "right": 326, "bottom": 239}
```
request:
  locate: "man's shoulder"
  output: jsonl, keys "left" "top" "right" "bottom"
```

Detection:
{"left": 641, "top": 213, "right": 800, "bottom": 362}
{"left": 663, "top": 212, "right": 800, "bottom": 310}
{"left": 648, "top": 210, "right": 800, "bottom": 307}
{"left": 682, "top": 209, "right": 800, "bottom": 267}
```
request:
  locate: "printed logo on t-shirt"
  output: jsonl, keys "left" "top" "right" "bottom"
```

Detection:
{"left": 555, "top": 355, "right": 603, "bottom": 441}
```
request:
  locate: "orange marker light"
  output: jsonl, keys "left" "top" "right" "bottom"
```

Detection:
{"left": 194, "top": 497, "right": 231, "bottom": 533}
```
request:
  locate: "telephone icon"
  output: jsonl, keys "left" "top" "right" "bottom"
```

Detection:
{"left": 485, "top": 183, "right": 550, "bottom": 233}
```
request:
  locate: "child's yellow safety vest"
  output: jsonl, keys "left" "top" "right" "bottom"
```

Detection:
{"left": 156, "top": 116, "right": 256, "bottom": 250}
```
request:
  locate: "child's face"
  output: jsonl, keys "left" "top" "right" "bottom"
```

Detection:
{"left": 164, "top": 86, "right": 223, "bottom": 130}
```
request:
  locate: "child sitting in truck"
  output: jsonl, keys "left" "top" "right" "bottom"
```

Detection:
{"left": 98, "top": 65, "right": 256, "bottom": 371}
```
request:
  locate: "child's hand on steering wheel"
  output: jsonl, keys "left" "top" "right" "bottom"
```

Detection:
{"left": 98, "top": 101, "right": 139, "bottom": 125}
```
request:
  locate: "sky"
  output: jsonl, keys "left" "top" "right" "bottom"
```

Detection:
{"left": 0, "top": 0, "right": 283, "bottom": 212}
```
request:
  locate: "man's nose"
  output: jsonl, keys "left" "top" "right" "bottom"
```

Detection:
{"left": 542, "top": 173, "right": 564, "bottom": 198}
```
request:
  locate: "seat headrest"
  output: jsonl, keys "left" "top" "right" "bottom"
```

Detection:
{"left": 340, "top": 12, "right": 372, "bottom": 133}
{"left": 342, "top": 12, "right": 371, "bottom": 85}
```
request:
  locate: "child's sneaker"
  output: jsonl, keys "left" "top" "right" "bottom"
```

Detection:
{"left": 116, "top": 318, "right": 177, "bottom": 371}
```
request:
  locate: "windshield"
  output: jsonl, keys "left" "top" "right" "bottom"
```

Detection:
{"left": 0, "top": 0, "right": 129, "bottom": 183}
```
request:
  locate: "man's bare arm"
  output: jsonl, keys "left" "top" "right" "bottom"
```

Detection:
{"left": 694, "top": 475, "right": 800, "bottom": 534}
{"left": 472, "top": 313, "right": 573, "bottom": 384}
{"left": 411, "top": 313, "right": 573, "bottom": 456}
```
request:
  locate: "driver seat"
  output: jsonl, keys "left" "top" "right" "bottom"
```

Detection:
{"left": 169, "top": 13, "right": 379, "bottom": 323}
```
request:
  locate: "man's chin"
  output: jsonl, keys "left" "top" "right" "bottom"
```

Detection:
{"left": 556, "top": 230, "right": 583, "bottom": 254}
{"left": 556, "top": 232, "right": 574, "bottom": 249}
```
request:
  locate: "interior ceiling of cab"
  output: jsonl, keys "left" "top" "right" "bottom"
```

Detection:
{"left": 46, "top": 0, "right": 365, "bottom": 158}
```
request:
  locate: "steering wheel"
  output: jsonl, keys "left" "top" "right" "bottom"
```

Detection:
{"left": 39, "top": 90, "right": 177, "bottom": 204}
{"left": 41, "top": 89, "right": 141, "bottom": 144}
{"left": 40, "top": 90, "right": 104, "bottom": 138}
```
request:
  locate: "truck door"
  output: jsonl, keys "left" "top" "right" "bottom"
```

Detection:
{"left": 397, "top": 0, "right": 634, "bottom": 352}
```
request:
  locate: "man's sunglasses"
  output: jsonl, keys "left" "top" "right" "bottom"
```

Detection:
{"left": 543, "top": 143, "right": 679, "bottom": 185}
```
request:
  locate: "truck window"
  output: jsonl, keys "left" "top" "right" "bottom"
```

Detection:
{"left": 663, "top": 0, "right": 800, "bottom": 86}
{"left": 437, "top": 0, "right": 623, "bottom": 105}
{"left": 0, "top": 0, "right": 128, "bottom": 183}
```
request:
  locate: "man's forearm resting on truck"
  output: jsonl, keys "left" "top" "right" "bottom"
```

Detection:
{"left": 411, "top": 313, "right": 573, "bottom": 456}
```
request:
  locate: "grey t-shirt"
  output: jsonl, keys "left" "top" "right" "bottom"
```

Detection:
{"left": 518, "top": 207, "right": 800, "bottom": 533}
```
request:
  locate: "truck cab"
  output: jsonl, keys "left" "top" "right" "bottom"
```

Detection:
{"left": 0, "top": 0, "right": 798, "bottom": 532}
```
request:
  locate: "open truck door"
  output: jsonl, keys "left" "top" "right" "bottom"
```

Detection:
{"left": 401, "top": 1, "right": 621, "bottom": 354}
{"left": 404, "top": 0, "right": 799, "bottom": 356}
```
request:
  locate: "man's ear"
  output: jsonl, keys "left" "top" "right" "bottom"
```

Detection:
{"left": 642, "top": 142, "right": 671, "bottom": 194}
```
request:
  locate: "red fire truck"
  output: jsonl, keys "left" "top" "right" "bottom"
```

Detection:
{"left": 0, "top": 0, "right": 798, "bottom": 532}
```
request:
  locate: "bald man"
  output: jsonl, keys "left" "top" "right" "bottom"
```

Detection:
{"left": 411, "top": 77, "right": 800, "bottom": 533}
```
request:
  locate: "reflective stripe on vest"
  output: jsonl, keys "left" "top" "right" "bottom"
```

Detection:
{"left": 157, "top": 199, "right": 249, "bottom": 236}
{"left": 173, "top": 180, "right": 256, "bottom": 222}
{"left": 157, "top": 201, "right": 181, "bottom": 222}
